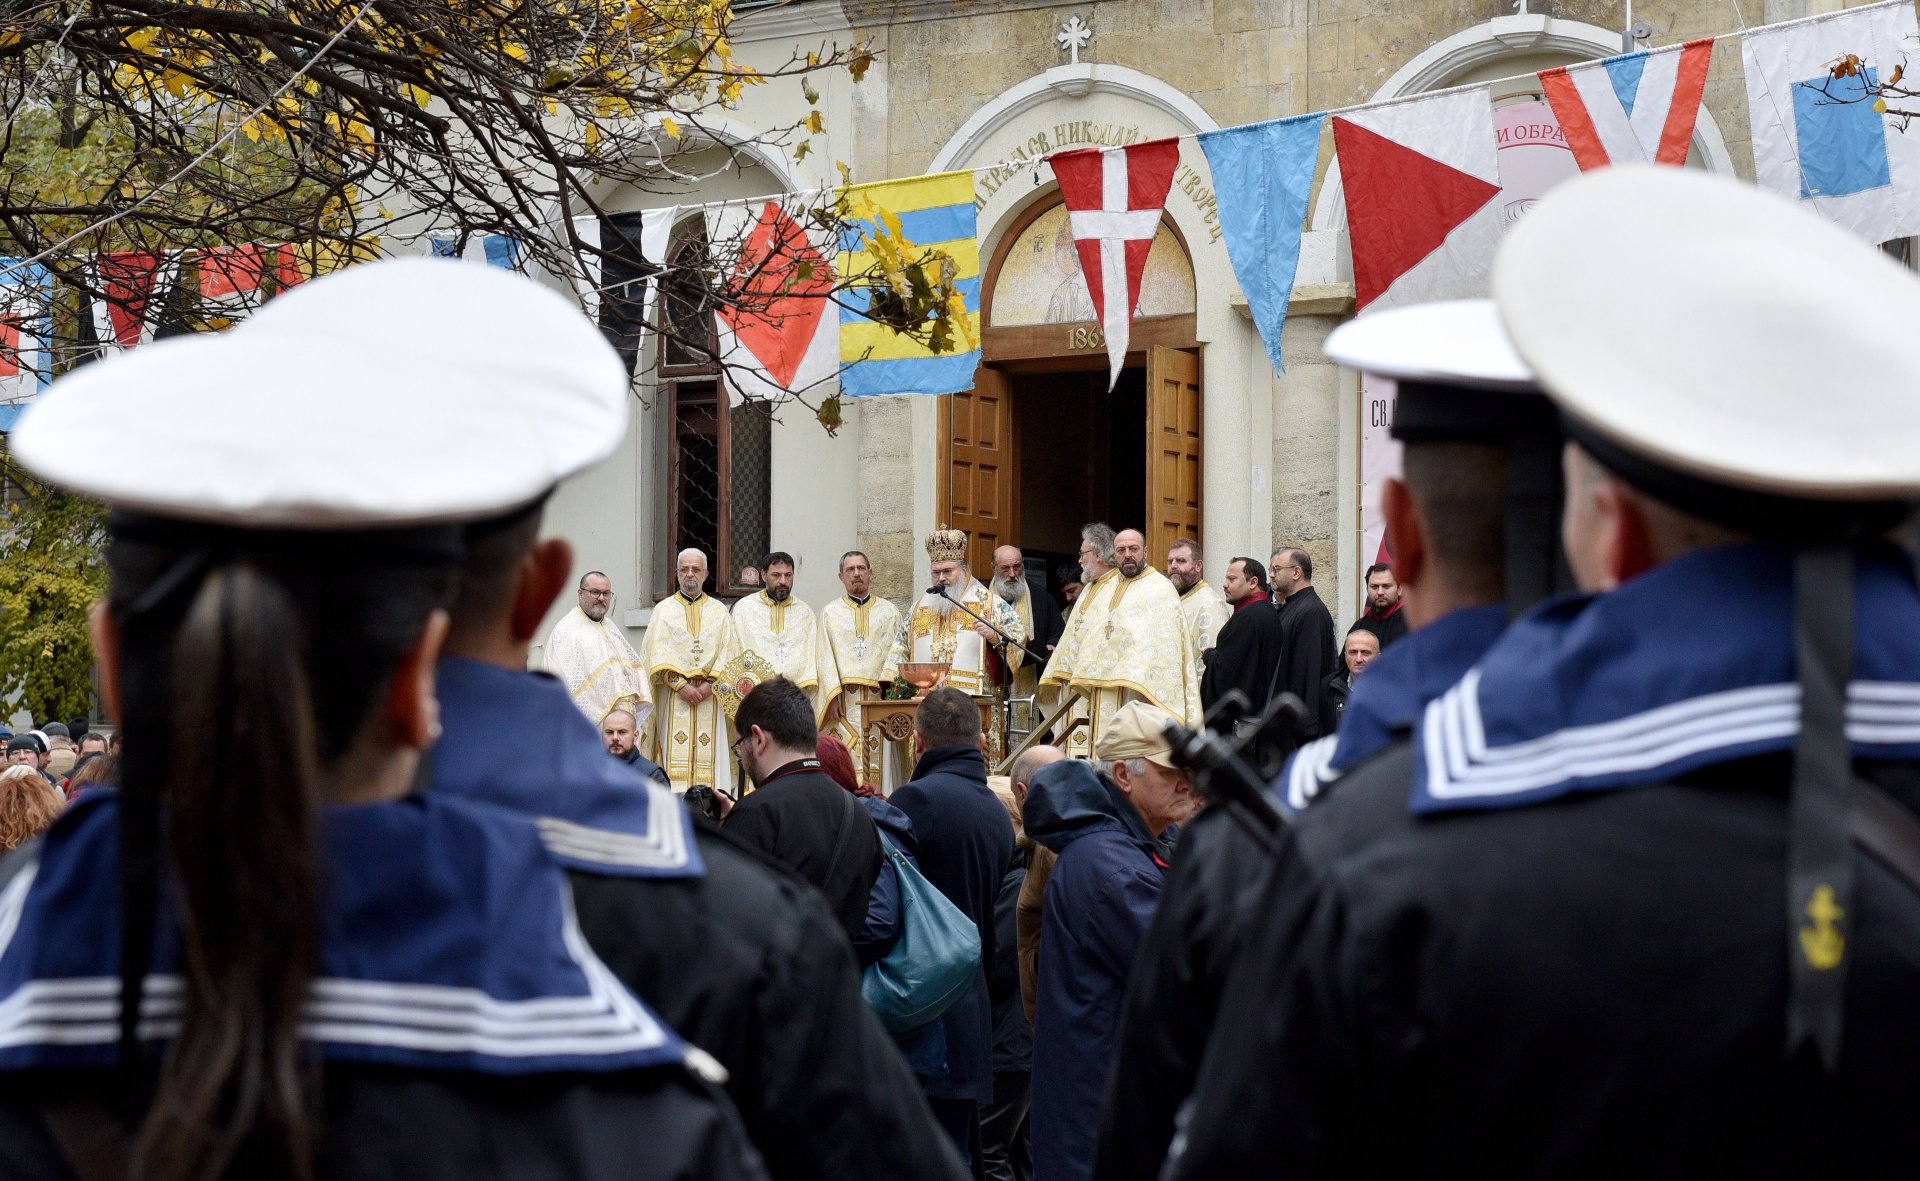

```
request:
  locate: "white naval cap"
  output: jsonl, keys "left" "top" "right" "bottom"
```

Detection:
{"left": 12, "top": 258, "right": 629, "bottom": 529}
{"left": 1323, "top": 299, "right": 1537, "bottom": 392}
{"left": 1495, "top": 165, "right": 1920, "bottom": 502}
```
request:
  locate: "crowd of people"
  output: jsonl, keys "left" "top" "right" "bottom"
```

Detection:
{"left": 3, "top": 166, "right": 1920, "bottom": 1180}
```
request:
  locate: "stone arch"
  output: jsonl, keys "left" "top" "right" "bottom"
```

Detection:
{"left": 1309, "top": 15, "right": 1735, "bottom": 232}
{"left": 928, "top": 62, "right": 1219, "bottom": 175}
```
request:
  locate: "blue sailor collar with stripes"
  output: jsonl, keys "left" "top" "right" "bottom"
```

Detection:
{"left": 432, "top": 657, "right": 701, "bottom": 878}
{"left": 0, "top": 791, "right": 718, "bottom": 1078}
{"left": 1411, "top": 541, "right": 1920, "bottom": 814}
{"left": 1278, "top": 604, "right": 1508, "bottom": 815}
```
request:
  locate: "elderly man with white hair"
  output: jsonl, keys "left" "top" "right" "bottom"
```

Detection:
{"left": 638, "top": 548, "right": 736, "bottom": 795}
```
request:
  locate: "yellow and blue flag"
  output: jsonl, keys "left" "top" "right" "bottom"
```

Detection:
{"left": 836, "top": 170, "right": 981, "bottom": 397}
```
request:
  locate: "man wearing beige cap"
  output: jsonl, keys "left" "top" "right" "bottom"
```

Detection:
{"left": 1023, "top": 701, "right": 1195, "bottom": 1181}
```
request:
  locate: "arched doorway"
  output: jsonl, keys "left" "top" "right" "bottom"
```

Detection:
{"left": 939, "top": 197, "right": 1200, "bottom": 588}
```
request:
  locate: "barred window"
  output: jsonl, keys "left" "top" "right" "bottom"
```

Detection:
{"left": 661, "top": 228, "right": 771, "bottom": 597}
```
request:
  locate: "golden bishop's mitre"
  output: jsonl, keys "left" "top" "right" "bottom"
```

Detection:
{"left": 924, "top": 526, "right": 969, "bottom": 565}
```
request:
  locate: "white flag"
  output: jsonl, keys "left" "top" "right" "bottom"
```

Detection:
{"left": 1743, "top": 0, "right": 1920, "bottom": 243}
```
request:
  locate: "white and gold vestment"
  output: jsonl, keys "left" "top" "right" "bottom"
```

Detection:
{"left": 1179, "top": 578, "right": 1227, "bottom": 689}
{"left": 1041, "top": 566, "right": 1197, "bottom": 756}
{"left": 817, "top": 593, "right": 903, "bottom": 786}
{"left": 541, "top": 606, "right": 653, "bottom": 728}
{"left": 637, "top": 592, "right": 735, "bottom": 796}
{"left": 727, "top": 592, "right": 819, "bottom": 692}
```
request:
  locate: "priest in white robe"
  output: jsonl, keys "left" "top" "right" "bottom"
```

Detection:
{"left": 885, "top": 529, "right": 1023, "bottom": 765}
{"left": 637, "top": 548, "right": 735, "bottom": 795}
{"left": 541, "top": 570, "right": 652, "bottom": 728}
{"left": 726, "top": 550, "right": 819, "bottom": 694}
{"left": 1042, "top": 526, "right": 1197, "bottom": 756}
{"left": 817, "top": 549, "right": 903, "bottom": 787}
{"left": 1167, "top": 537, "right": 1226, "bottom": 689}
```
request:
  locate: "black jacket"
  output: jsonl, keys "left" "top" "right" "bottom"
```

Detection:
{"left": 574, "top": 822, "right": 967, "bottom": 1181}
{"left": 434, "top": 665, "right": 967, "bottom": 1181}
{"left": 0, "top": 1066, "right": 768, "bottom": 1181}
{"left": 1200, "top": 595, "right": 1285, "bottom": 715}
{"left": 990, "top": 845, "right": 1033, "bottom": 1075}
{"left": 891, "top": 744, "right": 1015, "bottom": 1103}
{"left": 1094, "top": 802, "right": 1275, "bottom": 1181}
{"left": 1271, "top": 586, "right": 1338, "bottom": 740}
{"left": 1168, "top": 746, "right": 1920, "bottom": 1180}
{"left": 722, "top": 760, "right": 885, "bottom": 947}
{"left": 1320, "top": 668, "right": 1351, "bottom": 735}
{"left": 1348, "top": 604, "right": 1409, "bottom": 649}
{"left": 1025, "top": 577, "right": 1067, "bottom": 668}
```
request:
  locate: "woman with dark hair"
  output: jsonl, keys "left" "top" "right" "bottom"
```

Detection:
{"left": 0, "top": 261, "right": 763, "bottom": 1181}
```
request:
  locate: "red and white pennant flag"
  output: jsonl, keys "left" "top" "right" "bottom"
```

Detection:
{"left": 1048, "top": 139, "right": 1180, "bottom": 388}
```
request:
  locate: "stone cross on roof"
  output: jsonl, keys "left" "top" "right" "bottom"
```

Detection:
{"left": 1056, "top": 15, "right": 1092, "bottom": 66}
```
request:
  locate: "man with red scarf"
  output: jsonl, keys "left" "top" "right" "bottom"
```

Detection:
{"left": 1348, "top": 562, "right": 1408, "bottom": 648}
{"left": 1199, "top": 557, "right": 1285, "bottom": 717}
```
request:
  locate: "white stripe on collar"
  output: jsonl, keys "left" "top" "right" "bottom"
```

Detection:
{"left": 532, "top": 785, "right": 690, "bottom": 869}
{"left": 0, "top": 888, "right": 672, "bottom": 1062}
{"left": 1419, "top": 669, "right": 1920, "bottom": 806}
{"left": 1280, "top": 735, "right": 1340, "bottom": 815}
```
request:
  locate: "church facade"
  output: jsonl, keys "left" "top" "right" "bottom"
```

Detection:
{"left": 534, "top": 0, "right": 1810, "bottom": 656}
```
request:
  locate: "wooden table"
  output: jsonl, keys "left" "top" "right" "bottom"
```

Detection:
{"left": 859, "top": 695, "right": 997, "bottom": 786}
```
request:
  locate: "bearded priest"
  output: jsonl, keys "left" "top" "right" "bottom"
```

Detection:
{"left": 1041, "top": 525, "right": 1197, "bottom": 756}
{"left": 727, "top": 550, "right": 819, "bottom": 694}
{"left": 638, "top": 547, "right": 736, "bottom": 796}
{"left": 541, "top": 569, "right": 653, "bottom": 730}
{"left": 817, "top": 549, "right": 902, "bottom": 786}
{"left": 885, "top": 528, "right": 1025, "bottom": 702}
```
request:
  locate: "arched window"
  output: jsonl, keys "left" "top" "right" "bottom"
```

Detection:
{"left": 659, "top": 225, "right": 771, "bottom": 597}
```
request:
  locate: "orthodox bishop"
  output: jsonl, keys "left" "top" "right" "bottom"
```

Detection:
{"left": 1042, "top": 526, "right": 1197, "bottom": 755}
{"left": 541, "top": 570, "right": 652, "bottom": 728}
{"left": 638, "top": 548, "right": 736, "bottom": 796}
{"left": 726, "top": 550, "right": 819, "bottom": 693}
{"left": 886, "top": 528, "right": 1024, "bottom": 701}
{"left": 817, "top": 550, "right": 902, "bottom": 786}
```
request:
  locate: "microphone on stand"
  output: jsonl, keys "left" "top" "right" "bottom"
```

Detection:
{"left": 926, "top": 584, "right": 949, "bottom": 597}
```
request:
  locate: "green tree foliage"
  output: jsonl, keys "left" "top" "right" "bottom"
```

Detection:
{"left": 0, "top": 454, "right": 107, "bottom": 723}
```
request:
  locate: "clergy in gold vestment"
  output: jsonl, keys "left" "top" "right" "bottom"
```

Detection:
{"left": 1042, "top": 527, "right": 1197, "bottom": 756}
{"left": 541, "top": 570, "right": 653, "bottom": 728}
{"left": 725, "top": 551, "right": 819, "bottom": 693}
{"left": 638, "top": 549, "right": 735, "bottom": 796}
{"left": 1167, "top": 538, "right": 1226, "bottom": 689}
{"left": 816, "top": 550, "right": 902, "bottom": 786}
{"left": 884, "top": 528, "right": 1024, "bottom": 701}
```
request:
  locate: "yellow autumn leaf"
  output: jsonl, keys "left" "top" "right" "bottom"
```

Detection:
{"left": 585, "top": 122, "right": 603, "bottom": 152}
{"left": 806, "top": 110, "right": 825, "bottom": 135}
{"left": 402, "top": 84, "right": 431, "bottom": 108}
{"left": 661, "top": 115, "right": 682, "bottom": 139}
{"left": 502, "top": 41, "right": 528, "bottom": 62}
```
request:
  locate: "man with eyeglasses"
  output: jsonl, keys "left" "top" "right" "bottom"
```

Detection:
{"left": 541, "top": 568, "right": 653, "bottom": 731}
{"left": 1267, "top": 548, "right": 1338, "bottom": 741}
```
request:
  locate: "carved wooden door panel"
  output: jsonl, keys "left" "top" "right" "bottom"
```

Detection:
{"left": 1146, "top": 346, "right": 1202, "bottom": 560}
{"left": 941, "top": 366, "right": 1016, "bottom": 573}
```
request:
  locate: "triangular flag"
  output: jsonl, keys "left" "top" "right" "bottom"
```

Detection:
{"left": 1539, "top": 39, "right": 1714, "bottom": 170}
{"left": 711, "top": 196, "right": 838, "bottom": 405}
{"left": 1333, "top": 89, "right": 1500, "bottom": 313}
{"left": 1198, "top": 114, "right": 1326, "bottom": 374}
{"left": 194, "top": 244, "right": 269, "bottom": 331}
{"left": 1048, "top": 138, "right": 1181, "bottom": 387}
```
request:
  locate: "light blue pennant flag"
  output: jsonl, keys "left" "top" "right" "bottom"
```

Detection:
{"left": 1197, "top": 113, "right": 1326, "bottom": 373}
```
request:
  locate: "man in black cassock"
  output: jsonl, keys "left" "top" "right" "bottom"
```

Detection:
{"left": 1199, "top": 557, "right": 1284, "bottom": 717}
{"left": 1268, "top": 548, "right": 1338, "bottom": 740}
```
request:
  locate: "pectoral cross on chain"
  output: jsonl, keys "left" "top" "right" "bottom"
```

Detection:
{"left": 1104, "top": 618, "right": 1115, "bottom": 641}
{"left": 853, "top": 636, "right": 868, "bottom": 660}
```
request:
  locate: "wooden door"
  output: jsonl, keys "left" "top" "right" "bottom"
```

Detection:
{"left": 942, "top": 366, "right": 1017, "bottom": 573}
{"left": 1146, "top": 346, "right": 1202, "bottom": 560}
